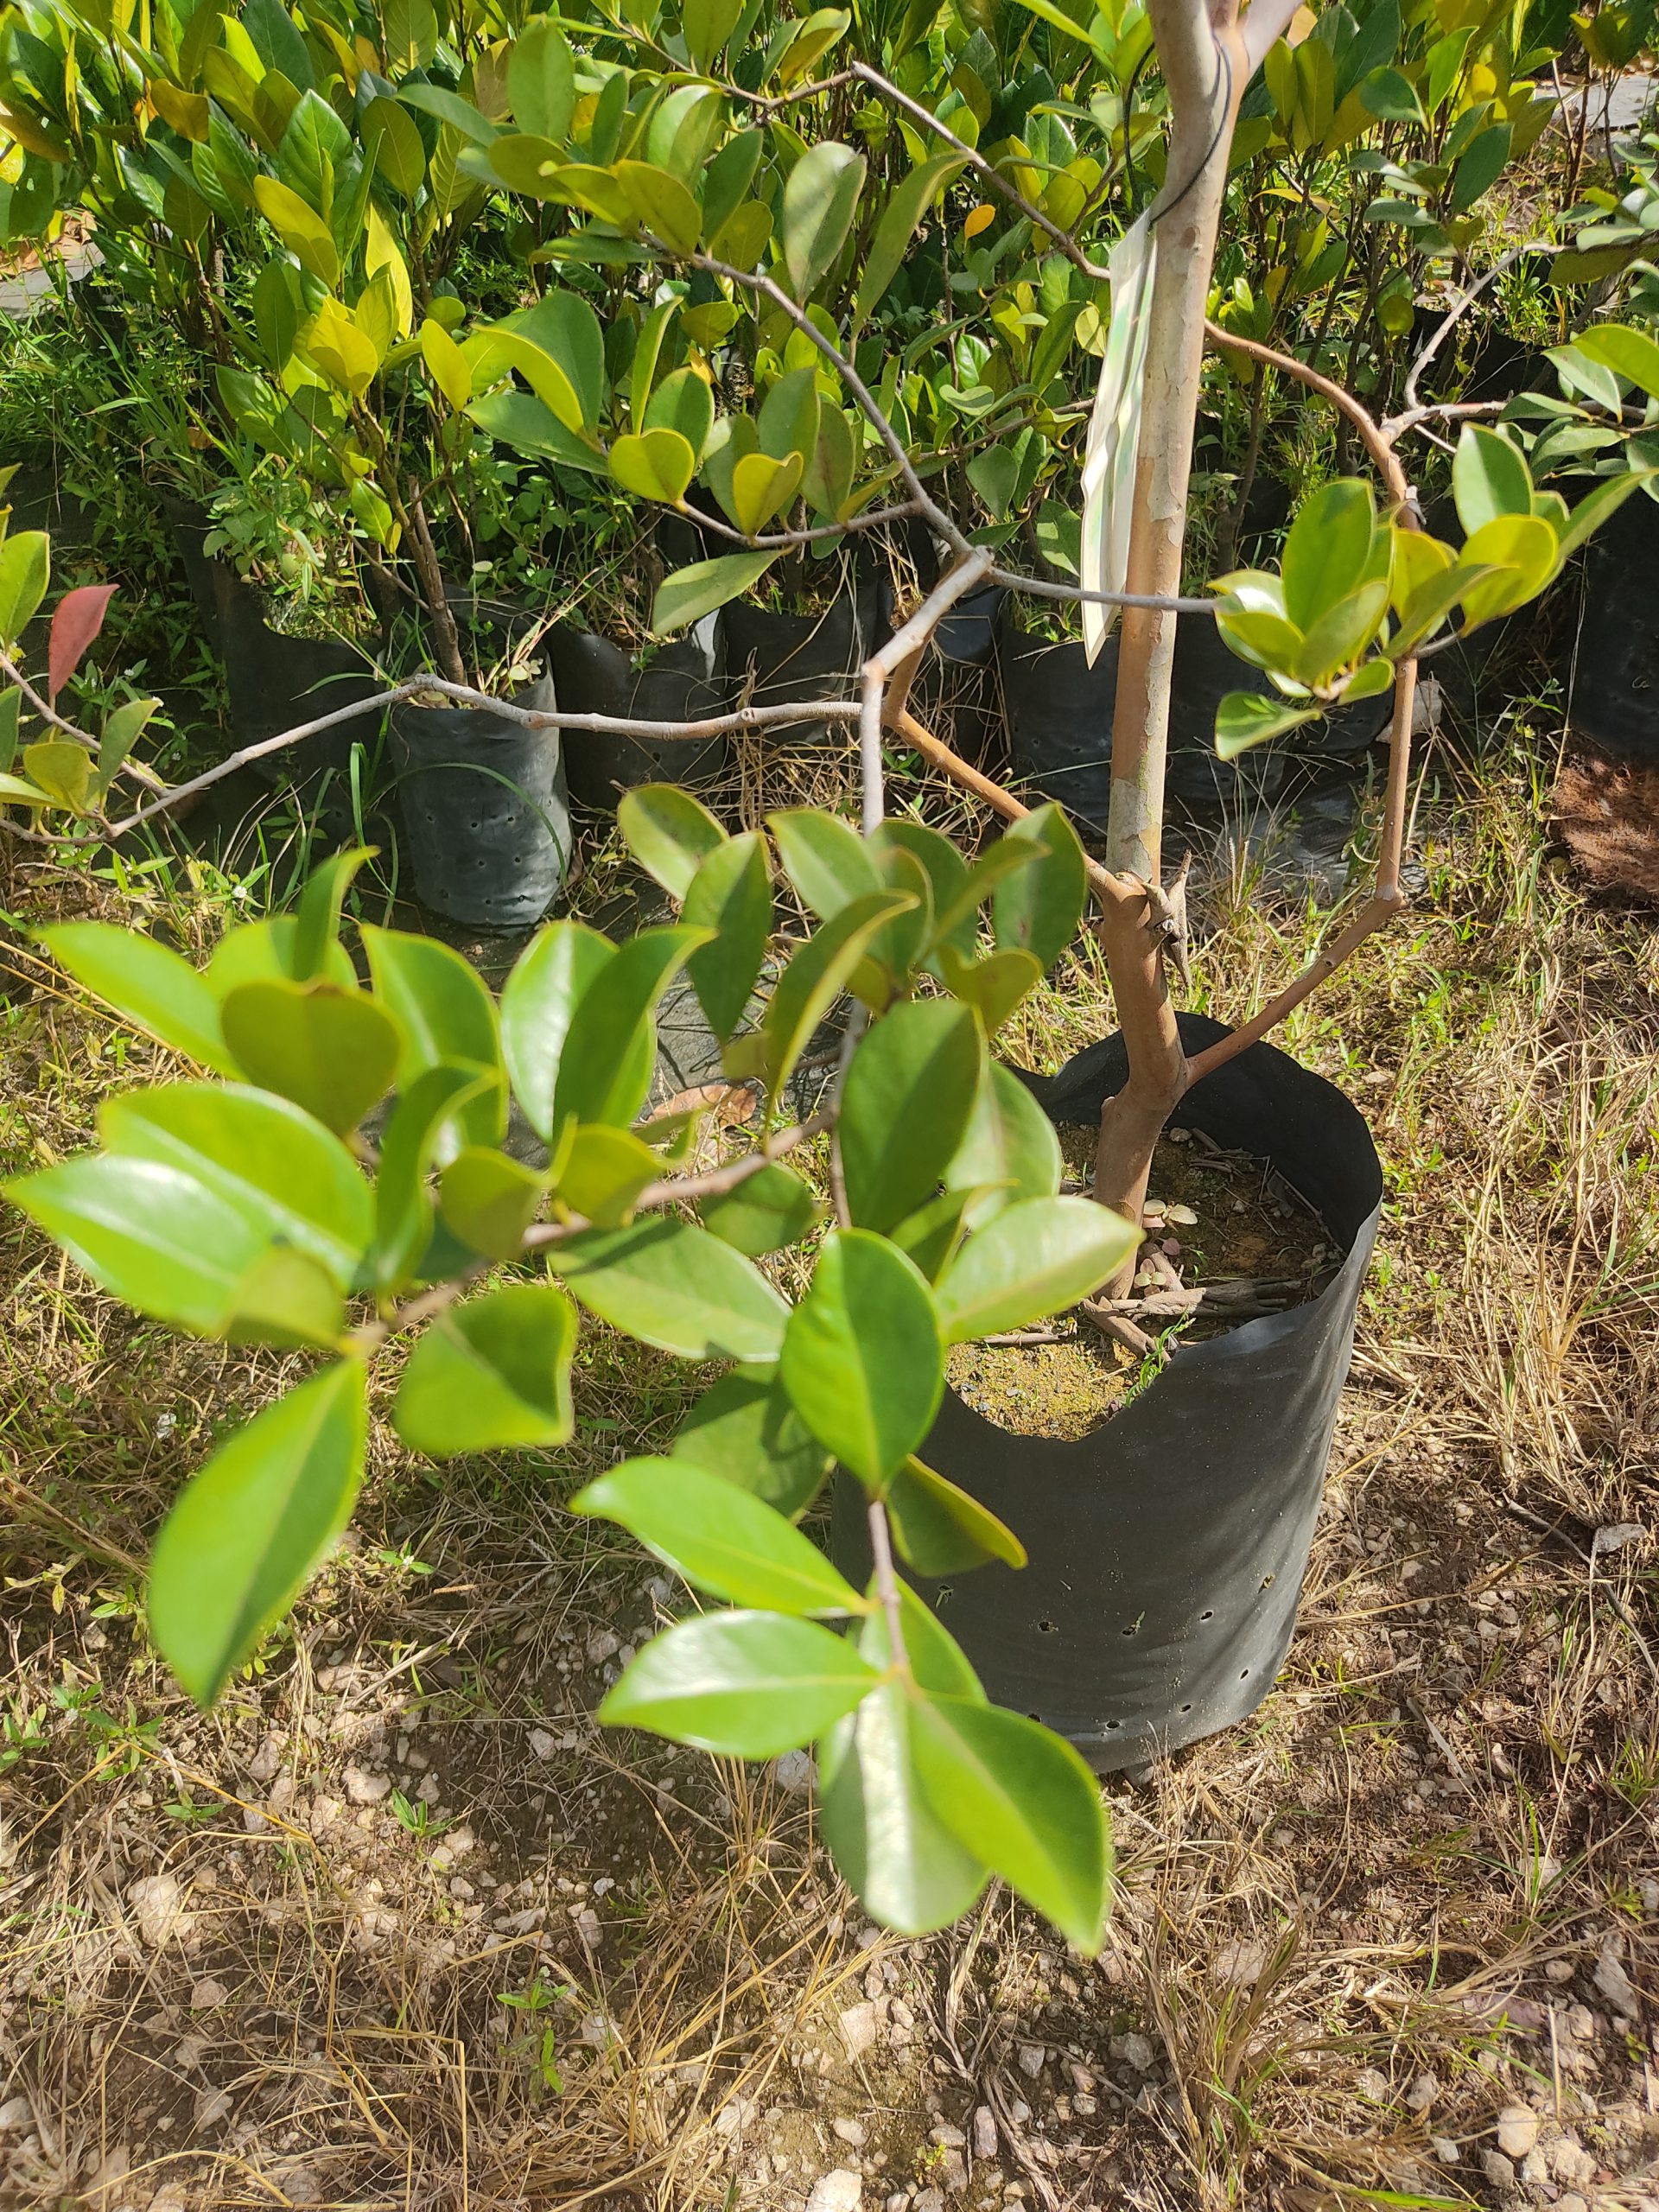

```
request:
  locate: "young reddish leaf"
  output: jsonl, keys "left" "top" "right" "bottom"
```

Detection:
{"left": 48, "top": 584, "right": 118, "bottom": 702}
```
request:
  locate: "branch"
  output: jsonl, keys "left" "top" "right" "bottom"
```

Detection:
{"left": 1402, "top": 239, "right": 1556, "bottom": 416}
{"left": 518, "top": 1112, "right": 830, "bottom": 1251}
{"left": 0, "top": 652, "right": 167, "bottom": 793}
{"left": 1239, "top": 0, "right": 1303, "bottom": 73}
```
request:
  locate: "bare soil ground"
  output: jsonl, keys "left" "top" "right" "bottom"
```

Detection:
{"left": 2, "top": 725, "right": 1657, "bottom": 2212}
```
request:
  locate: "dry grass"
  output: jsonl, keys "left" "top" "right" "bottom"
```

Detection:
{"left": 2, "top": 715, "right": 1658, "bottom": 2212}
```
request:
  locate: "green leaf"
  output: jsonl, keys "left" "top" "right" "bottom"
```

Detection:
{"left": 781, "top": 138, "right": 866, "bottom": 296}
{"left": 507, "top": 17, "right": 575, "bottom": 142}
{"left": 4, "top": 1154, "right": 336, "bottom": 1341}
{"left": 420, "top": 315, "right": 473, "bottom": 409}
{"left": 558, "top": 1215, "right": 789, "bottom": 1360}
{"left": 397, "top": 81, "right": 499, "bottom": 145}
{"left": 362, "top": 95, "right": 425, "bottom": 194}
{"left": 1575, "top": 322, "right": 1659, "bottom": 402}
{"left": 909, "top": 1692, "right": 1111, "bottom": 1953}
{"left": 0, "top": 528, "right": 48, "bottom": 646}
{"left": 683, "top": 0, "right": 747, "bottom": 68}
{"left": 873, "top": 822, "right": 970, "bottom": 959}
{"left": 698, "top": 1160, "right": 819, "bottom": 1255}
{"left": 759, "top": 890, "right": 915, "bottom": 1100}
{"left": 500, "top": 922, "right": 620, "bottom": 1143}
{"left": 219, "top": 980, "right": 401, "bottom": 1137}
{"left": 683, "top": 832, "right": 772, "bottom": 1043}
{"left": 1215, "top": 691, "right": 1323, "bottom": 760}
{"left": 556, "top": 1122, "right": 663, "bottom": 1225}
{"left": 1452, "top": 425, "right": 1535, "bottom": 537}
{"left": 730, "top": 451, "right": 804, "bottom": 536}
{"left": 852, "top": 150, "right": 968, "bottom": 329}
{"left": 769, "top": 807, "right": 880, "bottom": 921}
{"left": 887, "top": 1185, "right": 979, "bottom": 1281}
{"left": 40, "top": 923, "right": 235, "bottom": 1074}
{"left": 22, "top": 741, "right": 90, "bottom": 810}
{"left": 92, "top": 696, "right": 158, "bottom": 801}
{"left": 552, "top": 925, "right": 708, "bottom": 1135}
{"left": 599, "top": 1611, "right": 878, "bottom": 1757}
{"left": 393, "top": 1281, "right": 575, "bottom": 1457}
{"left": 942, "top": 1061, "right": 1062, "bottom": 1229}
{"left": 100, "top": 1082, "right": 371, "bottom": 1287}
{"left": 206, "top": 917, "right": 358, "bottom": 998}
{"left": 781, "top": 1229, "right": 943, "bottom": 1488}
{"left": 644, "top": 366, "right": 715, "bottom": 461}
{"left": 1449, "top": 119, "right": 1510, "bottom": 214}
{"left": 609, "top": 426, "right": 696, "bottom": 504}
{"left": 820, "top": 1589, "right": 988, "bottom": 1932}
{"left": 438, "top": 1146, "right": 545, "bottom": 1259}
{"left": 1293, "top": 576, "right": 1391, "bottom": 687}
{"left": 149, "top": 1361, "right": 367, "bottom": 1706}
{"left": 574, "top": 1455, "right": 865, "bottom": 1614}
{"left": 1555, "top": 466, "right": 1656, "bottom": 559}
{"left": 935, "top": 946, "right": 1044, "bottom": 1034}
{"left": 653, "top": 551, "right": 780, "bottom": 634}
{"left": 839, "top": 1001, "right": 982, "bottom": 1235}
{"left": 990, "top": 806, "right": 1086, "bottom": 970}
{"left": 887, "top": 1456, "right": 1027, "bottom": 1573}
{"left": 618, "top": 783, "right": 727, "bottom": 900}
{"left": 612, "top": 158, "right": 702, "bottom": 253}
{"left": 252, "top": 172, "right": 340, "bottom": 286}
{"left": 935, "top": 1195, "right": 1139, "bottom": 1342}
{"left": 1281, "top": 479, "right": 1379, "bottom": 632}
{"left": 673, "top": 1367, "right": 833, "bottom": 1516}
{"left": 290, "top": 844, "right": 372, "bottom": 984}
{"left": 371, "top": 1064, "right": 491, "bottom": 1291}
{"left": 1456, "top": 512, "right": 1558, "bottom": 627}
{"left": 360, "top": 925, "right": 504, "bottom": 1148}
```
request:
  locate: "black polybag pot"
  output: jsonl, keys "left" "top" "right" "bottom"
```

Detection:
{"left": 549, "top": 618, "right": 728, "bottom": 809}
{"left": 390, "top": 677, "right": 569, "bottom": 930}
{"left": 721, "top": 590, "right": 877, "bottom": 747}
{"left": 1564, "top": 489, "right": 1659, "bottom": 758}
{"left": 832, "top": 1013, "right": 1382, "bottom": 1773}
{"left": 913, "top": 582, "right": 1007, "bottom": 766}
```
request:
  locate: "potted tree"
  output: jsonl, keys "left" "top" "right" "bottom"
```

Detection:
{"left": 4, "top": 0, "right": 1654, "bottom": 1947}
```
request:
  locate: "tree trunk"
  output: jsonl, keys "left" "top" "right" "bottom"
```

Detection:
{"left": 1093, "top": 0, "right": 1246, "bottom": 1268}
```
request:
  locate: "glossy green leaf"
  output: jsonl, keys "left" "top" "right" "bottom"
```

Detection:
{"left": 942, "top": 1060, "right": 1063, "bottom": 1230}
{"left": 558, "top": 1215, "right": 789, "bottom": 1360}
{"left": 360, "top": 925, "right": 504, "bottom": 1147}
{"left": 683, "top": 832, "right": 772, "bottom": 1042}
{"left": 935, "top": 946, "right": 1044, "bottom": 1034}
{"left": 599, "top": 1611, "right": 878, "bottom": 1757}
{"left": 371, "top": 1064, "right": 488, "bottom": 1290}
{"left": 769, "top": 807, "right": 880, "bottom": 921}
{"left": 205, "top": 917, "right": 357, "bottom": 997}
{"left": 0, "top": 529, "right": 48, "bottom": 645}
{"left": 552, "top": 925, "right": 708, "bottom": 1135}
{"left": 886, "top": 1185, "right": 979, "bottom": 1281}
{"left": 839, "top": 1001, "right": 982, "bottom": 1235}
{"left": 508, "top": 17, "right": 575, "bottom": 142}
{"left": 780, "top": 1229, "right": 943, "bottom": 1488}
{"left": 1456, "top": 512, "right": 1558, "bottom": 627}
{"left": 40, "top": 923, "right": 236, "bottom": 1074}
{"left": 556, "top": 1122, "right": 664, "bottom": 1225}
{"left": 644, "top": 366, "right": 715, "bottom": 461}
{"left": 1575, "top": 322, "right": 1659, "bottom": 402}
{"left": 1452, "top": 425, "right": 1535, "bottom": 537}
{"left": 781, "top": 138, "right": 866, "bottom": 296}
{"left": 393, "top": 1281, "right": 576, "bottom": 1457}
{"left": 618, "top": 782, "right": 727, "bottom": 900}
{"left": 23, "top": 741, "right": 90, "bottom": 810}
{"left": 609, "top": 426, "right": 696, "bottom": 503}
{"left": 683, "top": 0, "right": 747, "bottom": 71}
{"left": 730, "top": 450, "right": 804, "bottom": 536}
{"left": 612, "top": 158, "right": 702, "bottom": 253}
{"left": 290, "top": 844, "right": 372, "bottom": 984}
{"left": 500, "top": 921, "right": 620, "bottom": 1141}
{"left": 149, "top": 1360, "right": 367, "bottom": 1706}
{"left": 909, "top": 1692, "right": 1111, "bottom": 1954}
{"left": 701, "top": 1160, "right": 822, "bottom": 1254}
{"left": 1215, "top": 691, "right": 1323, "bottom": 760}
{"left": 100, "top": 1081, "right": 371, "bottom": 1287}
{"left": 819, "top": 1592, "right": 990, "bottom": 1934}
{"left": 874, "top": 821, "right": 972, "bottom": 960}
{"left": 5, "top": 1154, "right": 333, "bottom": 1340}
{"left": 759, "top": 890, "right": 914, "bottom": 1101}
{"left": 990, "top": 806, "right": 1086, "bottom": 970}
{"left": 574, "top": 1455, "right": 864, "bottom": 1614}
{"left": 219, "top": 980, "right": 401, "bottom": 1137}
{"left": 1281, "top": 480, "right": 1378, "bottom": 632}
{"left": 935, "top": 1196, "right": 1138, "bottom": 1342}
{"left": 653, "top": 550, "right": 780, "bottom": 634}
{"left": 673, "top": 1367, "right": 833, "bottom": 1516}
{"left": 438, "top": 1146, "right": 545, "bottom": 1259}
{"left": 397, "top": 80, "right": 498, "bottom": 144}
{"left": 1555, "top": 467, "right": 1656, "bottom": 559}
{"left": 852, "top": 151, "right": 968, "bottom": 329}
{"left": 887, "top": 1456, "right": 1027, "bottom": 1573}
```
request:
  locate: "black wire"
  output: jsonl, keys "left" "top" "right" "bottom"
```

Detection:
{"left": 1148, "top": 40, "right": 1235, "bottom": 230}
{"left": 1119, "top": 46, "right": 1156, "bottom": 219}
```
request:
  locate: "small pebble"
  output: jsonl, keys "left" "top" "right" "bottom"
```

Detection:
{"left": 1495, "top": 2106, "right": 1538, "bottom": 2159}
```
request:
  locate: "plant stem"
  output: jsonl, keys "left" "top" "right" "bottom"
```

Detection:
{"left": 867, "top": 1496, "right": 910, "bottom": 1677}
{"left": 404, "top": 486, "right": 467, "bottom": 689}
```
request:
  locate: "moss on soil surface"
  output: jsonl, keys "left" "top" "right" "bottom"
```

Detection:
{"left": 946, "top": 1127, "right": 1334, "bottom": 1439}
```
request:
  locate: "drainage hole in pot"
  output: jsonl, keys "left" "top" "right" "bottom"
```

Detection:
{"left": 1261, "top": 1573, "right": 1275, "bottom": 1588}
{"left": 1104, "top": 1719, "right": 1122, "bottom": 1732}
{"left": 1239, "top": 1669, "right": 1249, "bottom": 1679}
{"left": 1037, "top": 1619, "right": 1058, "bottom": 1635}
{"left": 1199, "top": 1609, "right": 1215, "bottom": 1621}
{"left": 1179, "top": 1703, "right": 1192, "bottom": 1713}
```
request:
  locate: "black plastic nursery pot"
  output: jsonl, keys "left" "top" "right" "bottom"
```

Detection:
{"left": 1564, "top": 488, "right": 1659, "bottom": 759}
{"left": 913, "top": 582, "right": 1008, "bottom": 767}
{"left": 548, "top": 619, "right": 728, "bottom": 810}
{"left": 832, "top": 1011, "right": 1383, "bottom": 1774}
{"left": 389, "top": 676, "right": 570, "bottom": 931}
{"left": 721, "top": 588, "right": 878, "bottom": 748}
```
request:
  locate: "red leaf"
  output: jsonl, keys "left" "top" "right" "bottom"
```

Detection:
{"left": 48, "top": 583, "right": 118, "bottom": 702}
